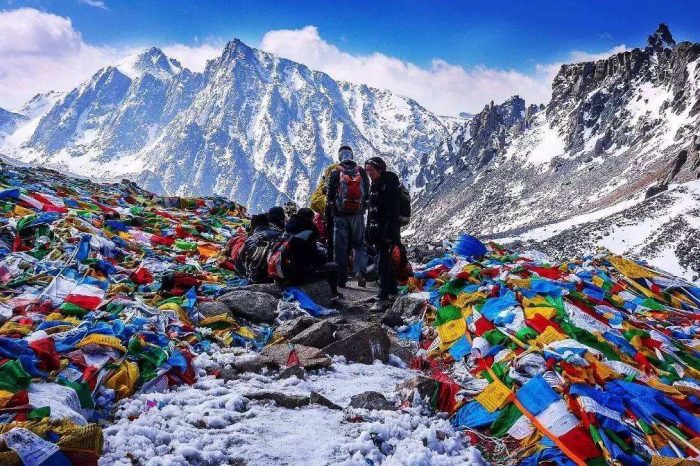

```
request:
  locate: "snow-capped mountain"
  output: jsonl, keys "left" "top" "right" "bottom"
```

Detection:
{"left": 0, "top": 108, "right": 27, "bottom": 138}
{"left": 1, "top": 42, "right": 449, "bottom": 212}
{"left": 409, "top": 25, "right": 700, "bottom": 248}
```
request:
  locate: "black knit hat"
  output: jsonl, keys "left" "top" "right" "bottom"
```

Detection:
{"left": 267, "top": 206, "right": 285, "bottom": 228}
{"left": 338, "top": 145, "right": 354, "bottom": 161}
{"left": 296, "top": 207, "right": 315, "bottom": 222}
{"left": 365, "top": 156, "right": 386, "bottom": 172}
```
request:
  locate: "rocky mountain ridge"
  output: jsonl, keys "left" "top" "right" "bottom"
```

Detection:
{"left": 408, "top": 25, "right": 700, "bottom": 246}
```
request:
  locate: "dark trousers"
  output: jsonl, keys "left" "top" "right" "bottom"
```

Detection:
{"left": 311, "top": 262, "right": 339, "bottom": 295}
{"left": 325, "top": 208, "right": 334, "bottom": 261}
{"left": 376, "top": 244, "right": 397, "bottom": 299}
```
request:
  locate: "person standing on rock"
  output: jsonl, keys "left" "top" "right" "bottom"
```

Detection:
{"left": 326, "top": 145, "right": 370, "bottom": 289}
{"left": 364, "top": 156, "right": 400, "bottom": 312}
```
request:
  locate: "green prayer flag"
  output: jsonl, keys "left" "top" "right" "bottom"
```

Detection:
{"left": 0, "top": 360, "right": 31, "bottom": 392}
{"left": 434, "top": 305, "right": 461, "bottom": 326}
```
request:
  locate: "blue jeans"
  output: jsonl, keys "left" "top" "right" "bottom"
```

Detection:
{"left": 333, "top": 214, "right": 367, "bottom": 285}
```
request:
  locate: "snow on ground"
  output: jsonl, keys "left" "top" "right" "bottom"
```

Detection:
{"left": 497, "top": 191, "right": 647, "bottom": 243}
{"left": 498, "top": 180, "right": 700, "bottom": 282}
{"left": 101, "top": 350, "right": 486, "bottom": 466}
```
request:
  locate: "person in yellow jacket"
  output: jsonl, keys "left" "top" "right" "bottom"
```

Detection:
{"left": 310, "top": 158, "right": 339, "bottom": 259}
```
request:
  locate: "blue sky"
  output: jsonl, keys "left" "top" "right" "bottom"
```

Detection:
{"left": 1, "top": 0, "right": 699, "bottom": 113}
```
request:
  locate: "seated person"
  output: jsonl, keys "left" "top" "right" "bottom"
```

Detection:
{"left": 282, "top": 208, "right": 341, "bottom": 299}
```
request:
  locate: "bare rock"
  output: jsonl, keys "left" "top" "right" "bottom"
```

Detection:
{"left": 236, "top": 283, "right": 283, "bottom": 298}
{"left": 391, "top": 295, "right": 425, "bottom": 318}
{"left": 309, "top": 391, "right": 342, "bottom": 410}
{"left": 395, "top": 376, "right": 438, "bottom": 401}
{"left": 290, "top": 321, "right": 336, "bottom": 348}
{"left": 275, "top": 315, "right": 319, "bottom": 340}
{"left": 380, "top": 309, "right": 405, "bottom": 327}
{"left": 296, "top": 280, "right": 334, "bottom": 308}
{"left": 245, "top": 391, "right": 310, "bottom": 409}
{"left": 322, "top": 324, "right": 390, "bottom": 364}
{"left": 389, "top": 334, "right": 417, "bottom": 364}
{"left": 278, "top": 365, "right": 306, "bottom": 380}
{"left": 218, "top": 290, "right": 279, "bottom": 324}
{"left": 232, "top": 354, "right": 279, "bottom": 373}
{"left": 261, "top": 344, "right": 332, "bottom": 370}
{"left": 198, "top": 301, "right": 231, "bottom": 318}
{"left": 349, "top": 391, "right": 396, "bottom": 411}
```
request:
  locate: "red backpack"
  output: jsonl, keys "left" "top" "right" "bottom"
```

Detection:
{"left": 267, "top": 237, "right": 294, "bottom": 281}
{"left": 267, "top": 231, "right": 312, "bottom": 281}
{"left": 335, "top": 165, "right": 364, "bottom": 214}
{"left": 227, "top": 228, "right": 247, "bottom": 273}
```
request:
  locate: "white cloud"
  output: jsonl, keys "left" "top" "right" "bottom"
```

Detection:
{"left": 260, "top": 25, "right": 554, "bottom": 116}
{"left": 569, "top": 44, "right": 629, "bottom": 63}
{"left": 162, "top": 42, "right": 224, "bottom": 72}
{"left": 78, "top": 0, "right": 108, "bottom": 10}
{"left": 0, "top": 8, "right": 129, "bottom": 109}
{"left": 0, "top": 8, "right": 223, "bottom": 109}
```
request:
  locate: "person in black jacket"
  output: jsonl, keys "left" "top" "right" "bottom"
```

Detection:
{"left": 284, "top": 208, "right": 341, "bottom": 298}
{"left": 267, "top": 206, "right": 286, "bottom": 232}
{"left": 364, "top": 156, "right": 400, "bottom": 311}
{"left": 326, "top": 145, "right": 370, "bottom": 288}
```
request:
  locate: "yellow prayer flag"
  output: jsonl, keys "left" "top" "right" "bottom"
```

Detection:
{"left": 475, "top": 381, "right": 512, "bottom": 413}
{"left": 535, "top": 326, "right": 566, "bottom": 346}
{"left": 523, "top": 306, "right": 557, "bottom": 320}
{"left": 437, "top": 317, "right": 467, "bottom": 344}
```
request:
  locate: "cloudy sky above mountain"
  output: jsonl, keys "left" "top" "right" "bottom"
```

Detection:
{"left": 0, "top": 1, "right": 696, "bottom": 114}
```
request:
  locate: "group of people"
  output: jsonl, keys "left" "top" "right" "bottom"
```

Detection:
{"left": 226, "top": 145, "right": 407, "bottom": 312}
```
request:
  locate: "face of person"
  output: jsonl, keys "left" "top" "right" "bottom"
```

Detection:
{"left": 365, "top": 164, "right": 380, "bottom": 182}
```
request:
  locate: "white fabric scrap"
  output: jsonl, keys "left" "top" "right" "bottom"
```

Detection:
{"left": 507, "top": 415, "right": 536, "bottom": 440}
{"left": 536, "top": 400, "right": 579, "bottom": 437}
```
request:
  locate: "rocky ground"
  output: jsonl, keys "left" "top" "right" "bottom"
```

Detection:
{"left": 99, "top": 281, "right": 486, "bottom": 466}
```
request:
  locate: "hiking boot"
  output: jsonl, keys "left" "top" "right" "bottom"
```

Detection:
{"left": 369, "top": 301, "right": 385, "bottom": 313}
{"left": 370, "top": 298, "right": 393, "bottom": 313}
{"left": 356, "top": 273, "right": 366, "bottom": 288}
{"left": 338, "top": 282, "right": 348, "bottom": 289}
{"left": 331, "top": 292, "right": 344, "bottom": 302}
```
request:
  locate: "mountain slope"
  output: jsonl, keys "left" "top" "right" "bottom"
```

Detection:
{"left": 409, "top": 25, "right": 700, "bottom": 246}
{"left": 498, "top": 179, "right": 700, "bottom": 282}
{"left": 1, "top": 41, "right": 449, "bottom": 212}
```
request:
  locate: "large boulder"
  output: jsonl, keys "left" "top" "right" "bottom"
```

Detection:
{"left": 198, "top": 301, "right": 231, "bottom": 318}
{"left": 218, "top": 290, "right": 278, "bottom": 324}
{"left": 261, "top": 344, "right": 332, "bottom": 370}
{"left": 388, "top": 334, "right": 417, "bottom": 364}
{"left": 290, "top": 321, "right": 336, "bottom": 348}
{"left": 236, "top": 283, "right": 283, "bottom": 298}
{"left": 395, "top": 376, "right": 438, "bottom": 401}
{"left": 349, "top": 391, "right": 395, "bottom": 411}
{"left": 296, "top": 280, "right": 334, "bottom": 308}
{"left": 275, "top": 315, "right": 319, "bottom": 340}
{"left": 233, "top": 354, "right": 279, "bottom": 373}
{"left": 391, "top": 295, "right": 425, "bottom": 318}
{"left": 322, "top": 324, "right": 390, "bottom": 364}
{"left": 380, "top": 309, "right": 405, "bottom": 327}
{"left": 245, "top": 391, "right": 310, "bottom": 409}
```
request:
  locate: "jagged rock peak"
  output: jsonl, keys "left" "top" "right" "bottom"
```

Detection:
{"left": 117, "top": 47, "right": 182, "bottom": 80}
{"left": 647, "top": 23, "right": 676, "bottom": 50}
{"left": 221, "top": 38, "right": 255, "bottom": 61}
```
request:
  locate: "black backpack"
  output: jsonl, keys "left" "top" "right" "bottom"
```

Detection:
{"left": 399, "top": 184, "right": 411, "bottom": 226}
